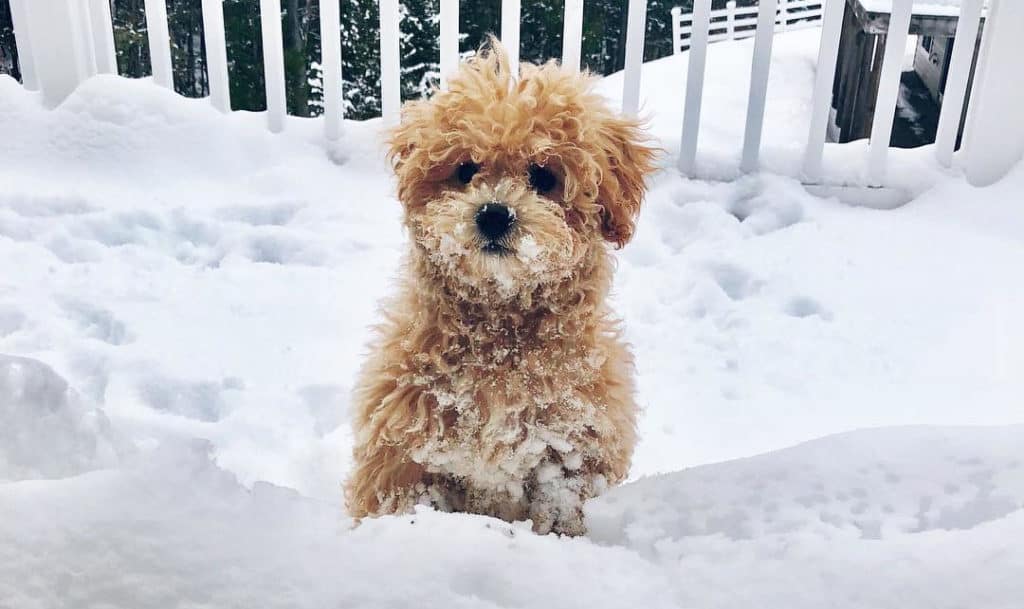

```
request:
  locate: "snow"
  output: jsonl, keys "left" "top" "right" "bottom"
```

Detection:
{"left": 858, "top": 0, "right": 988, "bottom": 18}
{"left": 1, "top": 28, "right": 1023, "bottom": 608}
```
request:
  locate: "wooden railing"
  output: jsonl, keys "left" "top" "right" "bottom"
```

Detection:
{"left": 6, "top": 0, "right": 1024, "bottom": 188}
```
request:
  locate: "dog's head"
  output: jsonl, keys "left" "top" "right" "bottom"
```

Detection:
{"left": 387, "top": 42, "right": 657, "bottom": 304}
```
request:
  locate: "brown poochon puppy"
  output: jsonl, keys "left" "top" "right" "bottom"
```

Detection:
{"left": 346, "top": 42, "right": 657, "bottom": 536}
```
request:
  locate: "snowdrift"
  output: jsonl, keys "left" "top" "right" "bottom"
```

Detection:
{"left": 1, "top": 28, "right": 1023, "bottom": 608}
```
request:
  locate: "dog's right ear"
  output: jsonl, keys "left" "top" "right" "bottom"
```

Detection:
{"left": 385, "top": 100, "right": 436, "bottom": 207}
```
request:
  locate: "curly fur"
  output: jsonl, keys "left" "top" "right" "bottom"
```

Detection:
{"left": 345, "top": 41, "right": 657, "bottom": 535}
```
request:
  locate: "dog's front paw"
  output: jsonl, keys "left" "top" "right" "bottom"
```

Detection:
{"left": 532, "top": 506, "right": 587, "bottom": 537}
{"left": 527, "top": 462, "right": 591, "bottom": 536}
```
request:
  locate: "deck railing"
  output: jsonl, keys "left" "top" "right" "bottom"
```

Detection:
{"left": 671, "top": 0, "right": 824, "bottom": 54}
{"left": 5, "top": 0, "right": 1024, "bottom": 189}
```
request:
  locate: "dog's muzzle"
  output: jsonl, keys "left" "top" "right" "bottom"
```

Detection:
{"left": 475, "top": 202, "right": 515, "bottom": 245}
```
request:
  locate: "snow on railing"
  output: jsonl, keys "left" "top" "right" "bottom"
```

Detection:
{"left": 5, "top": 0, "right": 1024, "bottom": 188}
{"left": 671, "top": 0, "right": 824, "bottom": 54}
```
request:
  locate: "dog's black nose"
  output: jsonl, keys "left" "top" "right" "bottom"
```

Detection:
{"left": 475, "top": 203, "right": 514, "bottom": 241}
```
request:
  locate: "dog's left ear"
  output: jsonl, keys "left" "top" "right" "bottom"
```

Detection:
{"left": 594, "top": 115, "right": 657, "bottom": 248}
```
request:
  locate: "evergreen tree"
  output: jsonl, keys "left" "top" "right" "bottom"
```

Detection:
{"left": 0, "top": 0, "right": 20, "bottom": 81}
{"left": 224, "top": 0, "right": 267, "bottom": 111}
{"left": 1, "top": 0, "right": 690, "bottom": 121}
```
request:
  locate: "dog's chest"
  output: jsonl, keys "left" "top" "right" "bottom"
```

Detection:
{"left": 407, "top": 347, "right": 608, "bottom": 490}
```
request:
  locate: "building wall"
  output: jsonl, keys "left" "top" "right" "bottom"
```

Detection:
{"left": 915, "top": 36, "right": 951, "bottom": 104}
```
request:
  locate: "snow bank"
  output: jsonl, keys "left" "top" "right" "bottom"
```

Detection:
{"left": 0, "top": 426, "right": 1019, "bottom": 608}
{"left": 1, "top": 28, "right": 1024, "bottom": 607}
{"left": 0, "top": 440, "right": 678, "bottom": 609}
{"left": 0, "top": 355, "right": 121, "bottom": 480}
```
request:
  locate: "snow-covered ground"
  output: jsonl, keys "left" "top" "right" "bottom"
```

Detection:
{"left": 1, "top": 29, "right": 1022, "bottom": 608}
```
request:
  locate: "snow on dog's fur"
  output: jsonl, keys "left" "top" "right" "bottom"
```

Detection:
{"left": 345, "top": 41, "right": 657, "bottom": 535}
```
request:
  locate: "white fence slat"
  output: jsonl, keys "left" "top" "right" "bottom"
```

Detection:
{"left": 786, "top": 0, "right": 823, "bottom": 11}
{"left": 501, "top": 0, "right": 521, "bottom": 76}
{"left": 678, "top": 0, "right": 712, "bottom": 175}
{"left": 867, "top": 0, "right": 912, "bottom": 186}
{"left": 778, "top": 0, "right": 789, "bottom": 30}
{"left": 801, "top": 0, "right": 845, "bottom": 183}
{"left": 726, "top": 1, "right": 736, "bottom": 38}
{"left": 964, "top": 0, "right": 1024, "bottom": 186}
{"left": 19, "top": 0, "right": 88, "bottom": 106}
{"left": 439, "top": 0, "right": 458, "bottom": 89}
{"left": 741, "top": 0, "right": 778, "bottom": 173}
{"left": 321, "top": 0, "right": 343, "bottom": 139}
{"left": 72, "top": 0, "right": 98, "bottom": 77}
{"left": 562, "top": 0, "right": 584, "bottom": 72}
{"left": 201, "top": 0, "right": 231, "bottom": 113}
{"left": 8, "top": 0, "right": 38, "bottom": 90}
{"left": 143, "top": 0, "right": 173, "bottom": 89}
{"left": 259, "top": 0, "right": 286, "bottom": 131}
{"left": 622, "top": 0, "right": 648, "bottom": 116}
{"left": 935, "top": 0, "right": 984, "bottom": 167}
{"left": 379, "top": 0, "right": 401, "bottom": 123}
{"left": 671, "top": 7, "right": 683, "bottom": 54}
{"left": 88, "top": 0, "right": 117, "bottom": 74}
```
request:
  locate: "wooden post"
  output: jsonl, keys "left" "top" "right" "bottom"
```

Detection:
{"left": 19, "top": 0, "right": 90, "bottom": 106}
{"left": 439, "top": 0, "right": 458, "bottom": 89}
{"left": 379, "top": 0, "right": 401, "bottom": 123}
{"left": 562, "top": 0, "right": 584, "bottom": 72}
{"left": 622, "top": 0, "right": 648, "bottom": 116}
{"left": 801, "top": 0, "right": 846, "bottom": 182}
{"left": 964, "top": 0, "right": 1024, "bottom": 186}
{"left": 935, "top": 0, "right": 984, "bottom": 167}
{"left": 259, "top": 0, "right": 286, "bottom": 130}
{"left": 87, "top": 0, "right": 117, "bottom": 74}
{"left": 143, "top": 0, "right": 173, "bottom": 89}
{"left": 501, "top": 0, "right": 521, "bottom": 77}
{"left": 726, "top": 1, "right": 736, "bottom": 41}
{"left": 671, "top": 7, "right": 683, "bottom": 54}
{"left": 741, "top": 0, "right": 779, "bottom": 173}
{"left": 201, "top": 0, "right": 231, "bottom": 113}
{"left": 678, "top": 0, "right": 712, "bottom": 175}
{"left": 868, "top": 0, "right": 913, "bottom": 186}
{"left": 320, "top": 0, "right": 343, "bottom": 139}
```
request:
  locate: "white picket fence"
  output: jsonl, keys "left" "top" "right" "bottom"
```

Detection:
{"left": 671, "top": 0, "right": 823, "bottom": 54}
{"left": 6, "top": 0, "right": 1024, "bottom": 189}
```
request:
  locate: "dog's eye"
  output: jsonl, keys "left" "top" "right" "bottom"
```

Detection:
{"left": 455, "top": 162, "right": 480, "bottom": 185}
{"left": 528, "top": 164, "right": 557, "bottom": 193}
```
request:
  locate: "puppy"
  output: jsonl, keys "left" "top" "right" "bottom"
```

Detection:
{"left": 346, "top": 42, "right": 656, "bottom": 536}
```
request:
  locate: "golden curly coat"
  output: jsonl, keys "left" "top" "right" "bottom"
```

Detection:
{"left": 346, "top": 42, "right": 657, "bottom": 535}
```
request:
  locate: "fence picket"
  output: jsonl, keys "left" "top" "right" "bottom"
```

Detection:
{"left": 87, "top": 0, "right": 117, "bottom": 74}
{"left": 71, "top": 0, "right": 98, "bottom": 77}
{"left": 321, "top": 0, "right": 343, "bottom": 139}
{"left": 671, "top": 7, "right": 683, "bottom": 54}
{"left": 672, "top": 2, "right": 821, "bottom": 53}
{"left": 867, "top": 0, "right": 912, "bottom": 186}
{"left": 143, "top": 0, "right": 173, "bottom": 89}
{"left": 741, "top": 0, "right": 778, "bottom": 173}
{"left": 439, "top": 0, "right": 459, "bottom": 88}
{"left": 678, "top": 0, "right": 712, "bottom": 175}
{"left": 379, "top": 0, "right": 401, "bottom": 123}
{"left": 935, "top": 0, "right": 984, "bottom": 167}
{"left": 259, "top": 0, "right": 287, "bottom": 131}
{"left": 201, "top": 0, "right": 231, "bottom": 113}
{"left": 726, "top": 1, "right": 736, "bottom": 38}
{"left": 801, "top": 0, "right": 845, "bottom": 182}
{"left": 622, "top": 0, "right": 648, "bottom": 116}
{"left": 501, "top": 0, "right": 521, "bottom": 76}
{"left": 964, "top": 0, "right": 1024, "bottom": 186}
{"left": 562, "top": 0, "right": 584, "bottom": 72}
